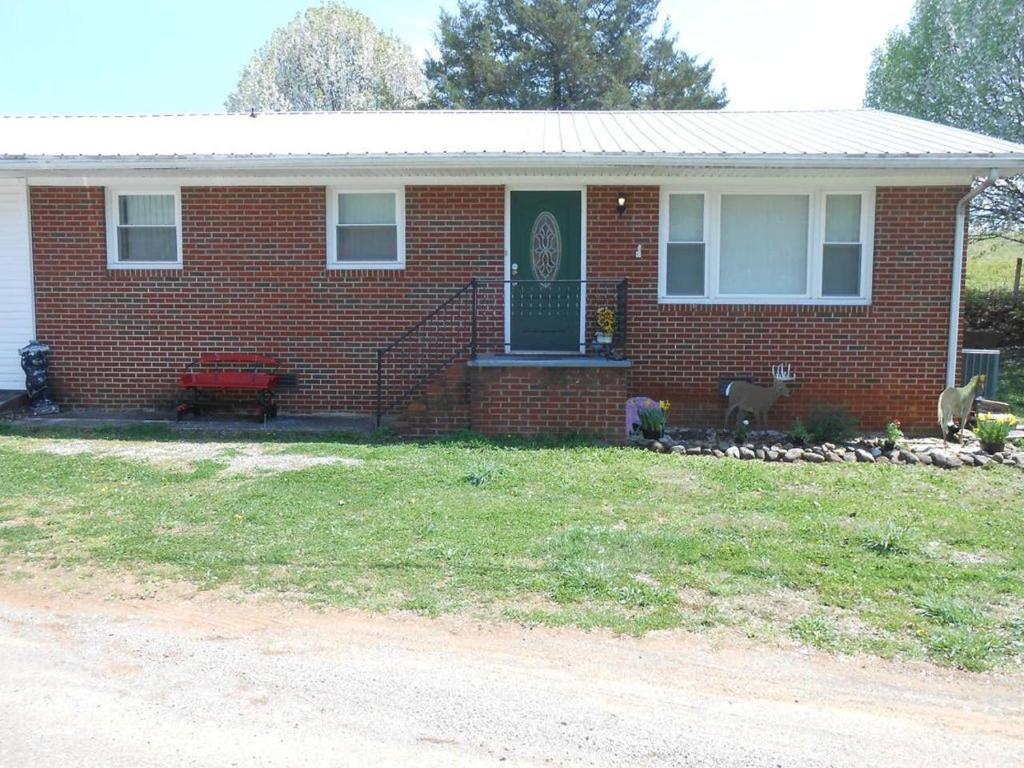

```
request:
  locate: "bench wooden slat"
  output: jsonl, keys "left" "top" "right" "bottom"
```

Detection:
{"left": 194, "top": 353, "right": 279, "bottom": 367}
{"left": 179, "top": 371, "right": 279, "bottom": 390}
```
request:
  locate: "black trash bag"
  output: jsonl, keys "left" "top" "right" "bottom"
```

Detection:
{"left": 19, "top": 341, "right": 59, "bottom": 416}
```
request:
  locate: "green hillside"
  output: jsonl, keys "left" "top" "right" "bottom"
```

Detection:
{"left": 967, "top": 238, "right": 1024, "bottom": 292}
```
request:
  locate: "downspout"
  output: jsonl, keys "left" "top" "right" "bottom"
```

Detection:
{"left": 946, "top": 169, "right": 1000, "bottom": 388}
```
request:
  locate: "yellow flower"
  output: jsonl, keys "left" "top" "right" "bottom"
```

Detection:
{"left": 977, "top": 413, "right": 1018, "bottom": 427}
{"left": 659, "top": 400, "right": 671, "bottom": 412}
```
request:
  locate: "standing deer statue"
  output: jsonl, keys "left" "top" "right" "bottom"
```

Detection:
{"left": 724, "top": 364, "right": 796, "bottom": 429}
{"left": 938, "top": 374, "right": 986, "bottom": 445}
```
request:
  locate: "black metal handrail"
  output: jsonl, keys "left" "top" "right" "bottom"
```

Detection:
{"left": 375, "top": 277, "right": 628, "bottom": 427}
{"left": 470, "top": 278, "right": 628, "bottom": 355}
{"left": 376, "top": 280, "right": 475, "bottom": 427}
{"left": 379, "top": 281, "right": 476, "bottom": 354}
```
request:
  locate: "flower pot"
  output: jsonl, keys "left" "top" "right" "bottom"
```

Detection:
{"left": 595, "top": 333, "right": 613, "bottom": 345}
{"left": 641, "top": 428, "right": 663, "bottom": 440}
{"left": 982, "top": 441, "right": 1004, "bottom": 455}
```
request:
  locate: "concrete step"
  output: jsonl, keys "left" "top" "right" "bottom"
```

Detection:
{"left": 0, "top": 391, "right": 26, "bottom": 412}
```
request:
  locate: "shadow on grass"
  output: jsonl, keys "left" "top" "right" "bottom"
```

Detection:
{"left": 0, "top": 421, "right": 618, "bottom": 452}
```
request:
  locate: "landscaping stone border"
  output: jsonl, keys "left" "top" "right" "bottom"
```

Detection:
{"left": 632, "top": 429, "right": 1024, "bottom": 470}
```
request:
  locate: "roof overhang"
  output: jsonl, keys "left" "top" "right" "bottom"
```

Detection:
{"left": 5, "top": 110, "right": 1024, "bottom": 176}
{"left": 2, "top": 153, "right": 1023, "bottom": 175}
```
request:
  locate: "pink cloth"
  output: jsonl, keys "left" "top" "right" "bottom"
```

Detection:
{"left": 625, "top": 397, "right": 660, "bottom": 438}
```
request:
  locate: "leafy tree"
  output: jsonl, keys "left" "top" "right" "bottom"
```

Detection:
{"left": 225, "top": 3, "right": 425, "bottom": 112}
{"left": 865, "top": 0, "right": 1024, "bottom": 241}
{"left": 424, "top": 0, "right": 727, "bottom": 110}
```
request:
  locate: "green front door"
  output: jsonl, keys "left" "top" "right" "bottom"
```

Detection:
{"left": 509, "top": 191, "right": 582, "bottom": 352}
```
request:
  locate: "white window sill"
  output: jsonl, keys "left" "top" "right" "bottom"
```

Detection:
{"left": 327, "top": 261, "right": 405, "bottom": 271}
{"left": 107, "top": 261, "right": 183, "bottom": 270}
{"left": 658, "top": 295, "right": 871, "bottom": 307}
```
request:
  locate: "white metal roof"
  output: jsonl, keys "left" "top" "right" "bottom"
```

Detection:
{"left": 2, "top": 109, "right": 1022, "bottom": 172}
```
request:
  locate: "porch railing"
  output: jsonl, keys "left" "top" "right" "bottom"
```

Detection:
{"left": 375, "top": 278, "right": 628, "bottom": 426}
{"left": 468, "top": 278, "right": 628, "bottom": 356}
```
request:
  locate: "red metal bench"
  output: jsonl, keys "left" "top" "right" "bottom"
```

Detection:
{"left": 176, "top": 354, "right": 281, "bottom": 421}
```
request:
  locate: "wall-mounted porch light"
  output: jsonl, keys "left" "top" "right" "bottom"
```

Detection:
{"left": 616, "top": 192, "right": 627, "bottom": 216}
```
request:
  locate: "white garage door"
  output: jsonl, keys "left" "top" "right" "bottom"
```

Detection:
{"left": 0, "top": 178, "right": 35, "bottom": 389}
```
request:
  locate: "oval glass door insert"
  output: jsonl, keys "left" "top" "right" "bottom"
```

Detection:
{"left": 529, "top": 211, "right": 561, "bottom": 284}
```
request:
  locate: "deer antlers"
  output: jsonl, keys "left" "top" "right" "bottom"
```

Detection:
{"left": 771, "top": 363, "right": 796, "bottom": 382}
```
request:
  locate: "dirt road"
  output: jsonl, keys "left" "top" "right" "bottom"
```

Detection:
{"left": 1, "top": 574, "right": 1021, "bottom": 767}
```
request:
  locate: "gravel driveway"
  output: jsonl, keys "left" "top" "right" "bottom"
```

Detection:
{"left": 1, "top": 576, "right": 1021, "bottom": 767}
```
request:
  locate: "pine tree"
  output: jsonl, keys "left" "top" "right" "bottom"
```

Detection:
{"left": 424, "top": 0, "right": 727, "bottom": 110}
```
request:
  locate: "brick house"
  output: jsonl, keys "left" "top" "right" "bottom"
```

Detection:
{"left": 1, "top": 109, "right": 1022, "bottom": 439}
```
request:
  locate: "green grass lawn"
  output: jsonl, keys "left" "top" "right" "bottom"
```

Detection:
{"left": 967, "top": 237, "right": 1024, "bottom": 292}
{"left": 1, "top": 425, "right": 1023, "bottom": 672}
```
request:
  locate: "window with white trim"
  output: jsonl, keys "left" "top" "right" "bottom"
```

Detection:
{"left": 665, "top": 193, "right": 706, "bottom": 296}
{"left": 106, "top": 188, "right": 182, "bottom": 268}
{"left": 658, "top": 188, "right": 873, "bottom": 304}
{"left": 327, "top": 188, "right": 405, "bottom": 269}
{"left": 821, "top": 194, "right": 864, "bottom": 297}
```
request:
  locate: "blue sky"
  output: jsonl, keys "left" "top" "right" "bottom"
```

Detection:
{"left": 0, "top": 0, "right": 914, "bottom": 115}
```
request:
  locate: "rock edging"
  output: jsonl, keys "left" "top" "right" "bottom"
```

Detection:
{"left": 635, "top": 430, "right": 1023, "bottom": 470}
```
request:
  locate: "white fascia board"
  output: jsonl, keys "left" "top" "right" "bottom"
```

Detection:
{"left": 22, "top": 170, "right": 982, "bottom": 189}
{"left": 3, "top": 152, "right": 1024, "bottom": 174}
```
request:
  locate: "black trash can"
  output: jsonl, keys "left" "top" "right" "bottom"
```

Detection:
{"left": 19, "top": 341, "right": 59, "bottom": 416}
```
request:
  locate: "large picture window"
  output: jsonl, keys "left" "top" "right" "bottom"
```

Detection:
{"left": 659, "top": 187, "right": 873, "bottom": 304}
{"left": 327, "top": 188, "right": 405, "bottom": 269}
{"left": 719, "top": 194, "right": 809, "bottom": 296}
{"left": 105, "top": 188, "right": 182, "bottom": 269}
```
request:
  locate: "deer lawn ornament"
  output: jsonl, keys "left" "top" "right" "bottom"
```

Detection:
{"left": 724, "top": 364, "right": 796, "bottom": 429}
{"left": 938, "top": 374, "right": 987, "bottom": 445}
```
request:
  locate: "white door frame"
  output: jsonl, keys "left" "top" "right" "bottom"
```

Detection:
{"left": 503, "top": 185, "right": 587, "bottom": 354}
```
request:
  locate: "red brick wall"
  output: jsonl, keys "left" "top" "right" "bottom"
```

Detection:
{"left": 586, "top": 185, "right": 966, "bottom": 430}
{"left": 469, "top": 366, "right": 628, "bottom": 442}
{"left": 30, "top": 185, "right": 504, "bottom": 412}
{"left": 30, "top": 183, "right": 964, "bottom": 430}
{"left": 393, "top": 359, "right": 472, "bottom": 436}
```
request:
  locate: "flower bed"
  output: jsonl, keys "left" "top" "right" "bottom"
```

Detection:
{"left": 633, "top": 428, "right": 1024, "bottom": 469}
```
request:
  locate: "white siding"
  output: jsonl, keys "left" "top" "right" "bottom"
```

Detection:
{"left": 0, "top": 179, "right": 34, "bottom": 389}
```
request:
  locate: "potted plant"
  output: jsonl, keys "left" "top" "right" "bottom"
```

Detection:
{"left": 883, "top": 419, "right": 904, "bottom": 451}
{"left": 595, "top": 306, "right": 615, "bottom": 346}
{"left": 638, "top": 401, "right": 669, "bottom": 439}
{"left": 975, "top": 413, "right": 1016, "bottom": 454}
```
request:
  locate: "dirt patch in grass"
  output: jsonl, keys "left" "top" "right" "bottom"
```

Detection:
{"left": 925, "top": 540, "right": 1007, "bottom": 566}
{"left": 723, "top": 588, "right": 818, "bottom": 624}
{"left": 220, "top": 448, "right": 360, "bottom": 476}
{"left": 683, "top": 587, "right": 878, "bottom": 645}
{"left": 24, "top": 438, "right": 361, "bottom": 476}
{"left": 694, "top": 512, "right": 789, "bottom": 531}
{"left": 493, "top": 592, "right": 566, "bottom": 616}
{"left": 647, "top": 466, "right": 705, "bottom": 491}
